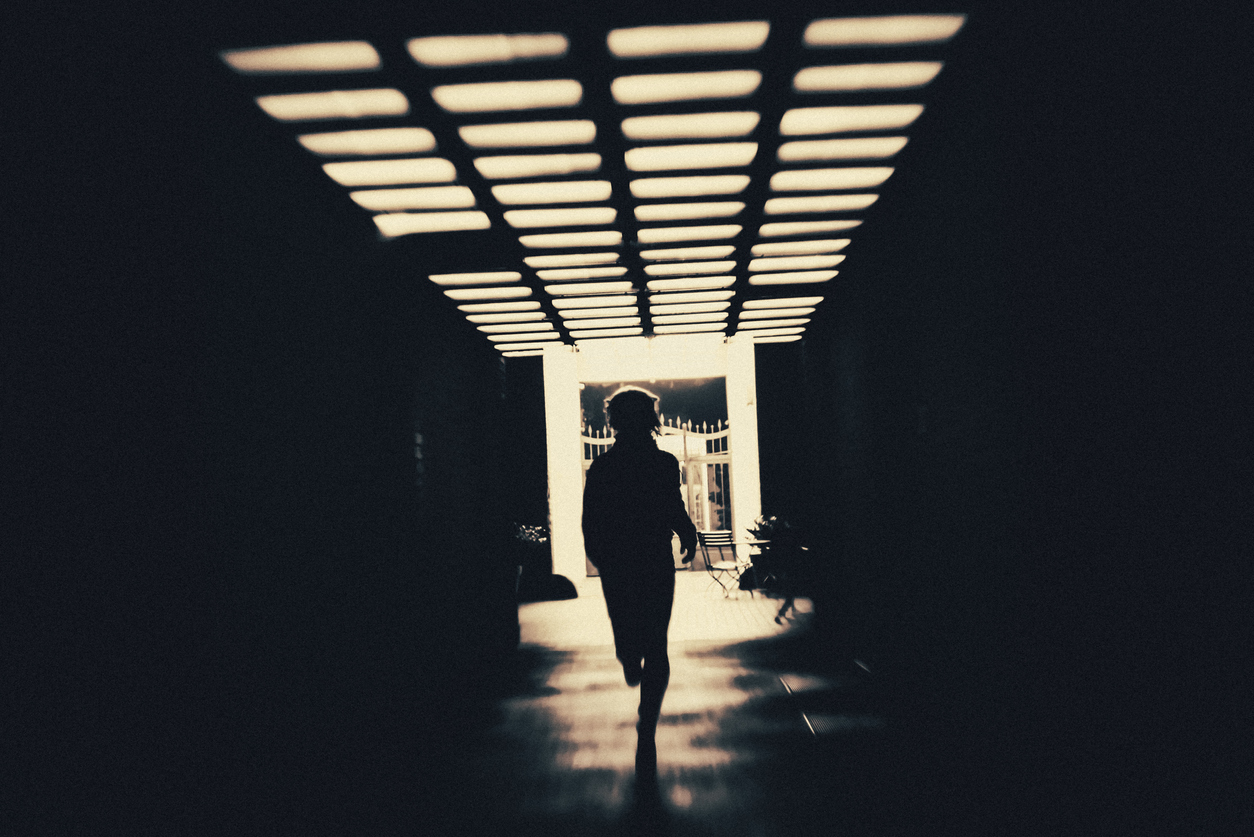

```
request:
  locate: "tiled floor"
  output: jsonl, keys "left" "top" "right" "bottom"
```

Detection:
{"left": 438, "top": 574, "right": 896, "bottom": 835}
{"left": 139, "top": 571, "right": 1036, "bottom": 836}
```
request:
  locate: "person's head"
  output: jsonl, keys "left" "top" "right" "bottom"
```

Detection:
{"left": 606, "top": 389, "right": 660, "bottom": 438}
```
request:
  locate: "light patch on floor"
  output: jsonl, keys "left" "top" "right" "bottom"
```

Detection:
{"left": 451, "top": 572, "right": 822, "bottom": 832}
{"left": 778, "top": 672, "right": 837, "bottom": 694}
{"left": 521, "top": 571, "right": 811, "bottom": 646}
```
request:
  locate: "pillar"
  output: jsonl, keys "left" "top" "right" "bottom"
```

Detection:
{"left": 726, "top": 335, "right": 762, "bottom": 551}
{"left": 542, "top": 343, "right": 586, "bottom": 581}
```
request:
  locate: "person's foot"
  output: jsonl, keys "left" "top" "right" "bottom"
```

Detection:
{"left": 622, "top": 658, "right": 642, "bottom": 687}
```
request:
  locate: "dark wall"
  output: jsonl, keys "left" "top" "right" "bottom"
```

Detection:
{"left": 758, "top": 6, "right": 1248, "bottom": 833}
{"left": 190, "top": 64, "right": 531, "bottom": 828}
{"left": 754, "top": 342, "right": 818, "bottom": 524}
{"left": 200, "top": 166, "right": 521, "bottom": 695}
{"left": 9, "top": 12, "right": 526, "bottom": 830}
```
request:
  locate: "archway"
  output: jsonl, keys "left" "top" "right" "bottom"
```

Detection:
{"left": 543, "top": 334, "right": 761, "bottom": 580}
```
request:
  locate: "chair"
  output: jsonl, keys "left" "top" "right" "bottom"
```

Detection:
{"left": 698, "top": 530, "right": 754, "bottom": 598}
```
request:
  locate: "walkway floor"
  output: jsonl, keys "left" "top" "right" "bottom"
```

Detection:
{"left": 427, "top": 573, "right": 987, "bottom": 836}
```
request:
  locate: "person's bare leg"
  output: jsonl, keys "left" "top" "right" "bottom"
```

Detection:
{"left": 636, "top": 644, "right": 668, "bottom": 776}
{"left": 601, "top": 572, "right": 644, "bottom": 686}
{"left": 635, "top": 570, "right": 674, "bottom": 776}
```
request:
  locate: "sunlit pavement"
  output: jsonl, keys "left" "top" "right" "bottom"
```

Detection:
{"left": 431, "top": 573, "right": 982, "bottom": 836}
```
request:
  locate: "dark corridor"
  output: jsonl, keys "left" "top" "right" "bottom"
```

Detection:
{"left": 8, "top": 1, "right": 1247, "bottom": 834}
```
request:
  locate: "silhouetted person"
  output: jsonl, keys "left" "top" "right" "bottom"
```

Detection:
{"left": 582, "top": 389, "right": 697, "bottom": 779}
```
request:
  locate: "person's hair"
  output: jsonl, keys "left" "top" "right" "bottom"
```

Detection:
{"left": 606, "top": 389, "right": 661, "bottom": 437}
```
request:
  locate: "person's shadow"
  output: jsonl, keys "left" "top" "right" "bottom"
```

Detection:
{"left": 618, "top": 772, "right": 672, "bottom": 836}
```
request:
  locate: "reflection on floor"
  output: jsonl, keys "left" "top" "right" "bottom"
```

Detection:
{"left": 439, "top": 573, "right": 938, "bottom": 836}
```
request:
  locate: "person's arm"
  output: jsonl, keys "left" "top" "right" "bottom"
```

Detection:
{"left": 665, "top": 458, "right": 698, "bottom": 563}
{"left": 581, "top": 464, "right": 608, "bottom": 570}
{"left": 674, "top": 514, "right": 698, "bottom": 564}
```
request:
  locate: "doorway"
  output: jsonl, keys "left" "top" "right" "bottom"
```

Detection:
{"left": 579, "top": 379, "right": 730, "bottom": 575}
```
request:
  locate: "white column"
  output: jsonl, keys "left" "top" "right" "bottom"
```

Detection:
{"left": 542, "top": 344, "right": 587, "bottom": 580}
{"left": 725, "top": 335, "right": 762, "bottom": 550}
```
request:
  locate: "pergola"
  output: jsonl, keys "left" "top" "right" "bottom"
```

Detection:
{"left": 218, "top": 14, "right": 968, "bottom": 358}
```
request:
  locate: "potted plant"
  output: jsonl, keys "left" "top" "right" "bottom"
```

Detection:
{"left": 510, "top": 522, "right": 550, "bottom": 592}
{"left": 510, "top": 523, "right": 577, "bottom": 602}
{"left": 746, "top": 515, "right": 808, "bottom": 622}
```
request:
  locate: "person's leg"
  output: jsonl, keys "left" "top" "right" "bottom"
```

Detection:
{"left": 638, "top": 651, "right": 670, "bottom": 732}
{"left": 601, "top": 572, "right": 644, "bottom": 685}
{"left": 635, "top": 569, "right": 675, "bottom": 774}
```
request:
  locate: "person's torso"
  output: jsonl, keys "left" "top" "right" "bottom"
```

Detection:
{"left": 587, "top": 441, "right": 681, "bottom": 559}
